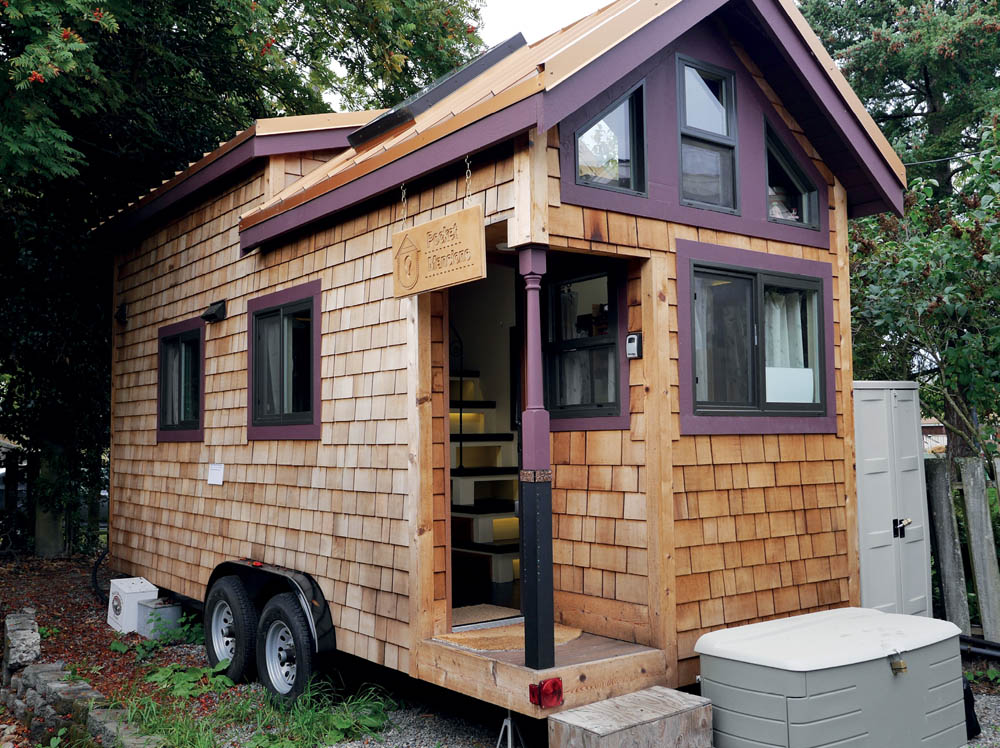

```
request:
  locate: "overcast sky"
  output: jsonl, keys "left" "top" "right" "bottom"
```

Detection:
{"left": 480, "top": 0, "right": 610, "bottom": 47}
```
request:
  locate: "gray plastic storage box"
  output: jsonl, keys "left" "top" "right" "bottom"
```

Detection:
{"left": 695, "top": 608, "right": 965, "bottom": 747}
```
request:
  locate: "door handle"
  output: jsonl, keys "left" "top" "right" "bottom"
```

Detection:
{"left": 893, "top": 518, "right": 913, "bottom": 539}
{"left": 898, "top": 518, "right": 913, "bottom": 528}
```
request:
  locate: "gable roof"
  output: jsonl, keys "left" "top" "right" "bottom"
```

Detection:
{"left": 236, "top": 0, "right": 905, "bottom": 252}
{"left": 105, "top": 110, "right": 384, "bottom": 234}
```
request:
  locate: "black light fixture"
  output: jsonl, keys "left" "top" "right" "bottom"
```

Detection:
{"left": 201, "top": 300, "right": 226, "bottom": 323}
{"left": 114, "top": 303, "right": 128, "bottom": 326}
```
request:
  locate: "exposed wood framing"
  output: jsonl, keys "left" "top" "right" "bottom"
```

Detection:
{"left": 510, "top": 127, "right": 551, "bottom": 248}
{"left": 833, "top": 178, "right": 860, "bottom": 607}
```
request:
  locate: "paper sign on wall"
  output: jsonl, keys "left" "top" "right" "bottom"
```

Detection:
{"left": 207, "top": 463, "right": 224, "bottom": 486}
{"left": 392, "top": 204, "right": 486, "bottom": 297}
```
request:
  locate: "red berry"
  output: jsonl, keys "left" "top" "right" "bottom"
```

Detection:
{"left": 466, "top": 24, "right": 475, "bottom": 34}
{"left": 62, "top": 28, "right": 72, "bottom": 40}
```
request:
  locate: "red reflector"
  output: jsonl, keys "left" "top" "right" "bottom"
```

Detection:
{"left": 528, "top": 677, "right": 563, "bottom": 707}
{"left": 251, "top": 561, "right": 263, "bottom": 567}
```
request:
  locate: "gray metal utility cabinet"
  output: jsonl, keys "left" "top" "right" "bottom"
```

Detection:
{"left": 695, "top": 608, "right": 965, "bottom": 748}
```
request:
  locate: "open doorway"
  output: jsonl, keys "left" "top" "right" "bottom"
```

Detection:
{"left": 448, "top": 259, "right": 522, "bottom": 629}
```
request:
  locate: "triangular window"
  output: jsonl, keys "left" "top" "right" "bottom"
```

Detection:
{"left": 766, "top": 126, "right": 819, "bottom": 228}
{"left": 575, "top": 85, "right": 645, "bottom": 194}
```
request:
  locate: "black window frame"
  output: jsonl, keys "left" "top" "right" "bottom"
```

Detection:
{"left": 251, "top": 298, "right": 315, "bottom": 428}
{"left": 158, "top": 327, "right": 202, "bottom": 432}
{"left": 677, "top": 54, "right": 739, "bottom": 214}
{"left": 765, "top": 123, "right": 820, "bottom": 230}
{"left": 543, "top": 267, "right": 623, "bottom": 420}
{"left": 574, "top": 81, "right": 647, "bottom": 197}
{"left": 690, "top": 261, "right": 826, "bottom": 418}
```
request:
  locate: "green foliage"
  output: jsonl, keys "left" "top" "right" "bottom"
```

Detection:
{"left": 0, "top": 0, "right": 482, "bottom": 525}
{"left": 145, "top": 660, "right": 235, "bottom": 699}
{"left": 801, "top": 0, "right": 1000, "bottom": 190}
{"left": 849, "top": 124, "right": 1000, "bottom": 453}
{"left": 64, "top": 660, "right": 103, "bottom": 682}
{"left": 108, "top": 638, "right": 129, "bottom": 654}
{"left": 121, "top": 671, "right": 394, "bottom": 748}
{"left": 966, "top": 667, "right": 1000, "bottom": 685}
{"left": 36, "top": 727, "right": 68, "bottom": 748}
{"left": 38, "top": 625, "right": 60, "bottom": 639}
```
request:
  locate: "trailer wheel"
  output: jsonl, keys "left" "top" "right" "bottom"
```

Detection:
{"left": 256, "top": 592, "right": 314, "bottom": 700}
{"left": 204, "top": 575, "right": 258, "bottom": 682}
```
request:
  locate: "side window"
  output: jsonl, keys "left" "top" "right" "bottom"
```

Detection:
{"left": 575, "top": 85, "right": 645, "bottom": 194}
{"left": 678, "top": 56, "right": 737, "bottom": 212}
{"left": 766, "top": 125, "right": 819, "bottom": 229}
{"left": 247, "top": 280, "right": 321, "bottom": 440}
{"left": 157, "top": 318, "right": 204, "bottom": 442}
{"left": 545, "top": 272, "right": 620, "bottom": 419}
{"left": 692, "top": 266, "right": 823, "bottom": 415}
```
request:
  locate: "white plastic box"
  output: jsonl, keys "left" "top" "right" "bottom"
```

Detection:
{"left": 695, "top": 608, "right": 964, "bottom": 748}
{"left": 107, "top": 577, "right": 158, "bottom": 633}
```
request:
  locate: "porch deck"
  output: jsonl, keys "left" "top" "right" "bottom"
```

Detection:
{"left": 415, "top": 632, "right": 668, "bottom": 718}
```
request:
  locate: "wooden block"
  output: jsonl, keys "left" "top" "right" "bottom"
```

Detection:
{"left": 548, "top": 686, "right": 712, "bottom": 748}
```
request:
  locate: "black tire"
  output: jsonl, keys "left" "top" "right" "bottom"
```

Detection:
{"left": 204, "top": 575, "right": 259, "bottom": 683}
{"left": 256, "top": 592, "right": 314, "bottom": 701}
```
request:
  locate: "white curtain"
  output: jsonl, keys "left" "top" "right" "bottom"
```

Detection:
{"left": 764, "top": 290, "right": 804, "bottom": 368}
{"left": 163, "top": 342, "right": 180, "bottom": 425}
{"left": 693, "top": 285, "right": 711, "bottom": 401}
{"left": 258, "top": 316, "right": 281, "bottom": 415}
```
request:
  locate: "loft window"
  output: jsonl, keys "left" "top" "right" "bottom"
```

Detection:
{"left": 575, "top": 85, "right": 645, "bottom": 194}
{"left": 766, "top": 126, "right": 819, "bottom": 228}
{"left": 252, "top": 300, "right": 313, "bottom": 426}
{"left": 160, "top": 329, "right": 201, "bottom": 430}
{"left": 693, "top": 266, "right": 823, "bottom": 415}
{"left": 545, "top": 272, "right": 620, "bottom": 418}
{"left": 678, "top": 57, "right": 737, "bottom": 211}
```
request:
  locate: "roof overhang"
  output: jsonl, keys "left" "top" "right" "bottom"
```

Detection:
{"left": 103, "top": 112, "right": 384, "bottom": 237}
{"left": 238, "top": 0, "right": 904, "bottom": 251}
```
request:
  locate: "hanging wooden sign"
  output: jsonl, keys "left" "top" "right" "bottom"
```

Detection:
{"left": 392, "top": 204, "right": 486, "bottom": 297}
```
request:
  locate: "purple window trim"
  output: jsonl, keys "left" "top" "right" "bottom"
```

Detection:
{"left": 675, "top": 239, "right": 837, "bottom": 436}
{"left": 156, "top": 317, "right": 206, "bottom": 443}
{"left": 246, "top": 279, "right": 323, "bottom": 441}
{"left": 549, "top": 268, "right": 631, "bottom": 433}
{"left": 557, "top": 24, "right": 831, "bottom": 251}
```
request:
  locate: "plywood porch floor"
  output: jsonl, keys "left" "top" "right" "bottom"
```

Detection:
{"left": 416, "top": 632, "right": 667, "bottom": 718}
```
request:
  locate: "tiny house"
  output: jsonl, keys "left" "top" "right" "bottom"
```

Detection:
{"left": 107, "top": 0, "right": 904, "bottom": 717}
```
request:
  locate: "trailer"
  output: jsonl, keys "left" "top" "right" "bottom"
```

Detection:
{"left": 106, "top": 0, "right": 905, "bottom": 718}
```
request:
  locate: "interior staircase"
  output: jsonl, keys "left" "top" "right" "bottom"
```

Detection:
{"left": 449, "top": 369, "right": 521, "bottom": 610}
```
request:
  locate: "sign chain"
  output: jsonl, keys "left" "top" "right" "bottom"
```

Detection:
{"left": 463, "top": 154, "right": 472, "bottom": 207}
{"left": 400, "top": 183, "right": 407, "bottom": 228}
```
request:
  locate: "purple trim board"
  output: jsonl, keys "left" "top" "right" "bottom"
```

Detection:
{"left": 246, "top": 279, "right": 323, "bottom": 441}
{"left": 557, "top": 23, "right": 831, "bottom": 250}
{"left": 675, "top": 239, "right": 837, "bottom": 435}
{"left": 156, "top": 316, "right": 206, "bottom": 443}
{"left": 240, "top": 94, "right": 541, "bottom": 252}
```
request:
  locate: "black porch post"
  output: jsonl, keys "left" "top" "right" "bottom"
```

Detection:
{"left": 518, "top": 246, "right": 554, "bottom": 670}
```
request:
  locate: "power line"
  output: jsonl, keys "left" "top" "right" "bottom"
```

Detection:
{"left": 903, "top": 150, "right": 987, "bottom": 166}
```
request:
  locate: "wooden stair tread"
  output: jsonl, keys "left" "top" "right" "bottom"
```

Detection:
{"left": 452, "top": 541, "right": 520, "bottom": 554}
{"left": 451, "top": 466, "right": 520, "bottom": 477}
{"left": 449, "top": 399, "right": 497, "bottom": 409}
{"left": 450, "top": 432, "right": 514, "bottom": 443}
{"left": 451, "top": 498, "right": 517, "bottom": 514}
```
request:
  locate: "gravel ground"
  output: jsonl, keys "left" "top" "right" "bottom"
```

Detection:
{"left": 337, "top": 704, "right": 497, "bottom": 748}
{"left": 971, "top": 692, "right": 1000, "bottom": 746}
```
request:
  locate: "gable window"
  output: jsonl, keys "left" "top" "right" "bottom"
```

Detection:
{"left": 545, "top": 269, "right": 622, "bottom": 421}
{"left": 678, "top": 57, "right": 737, "bottom": 211}
{"left": 766, "top": 126, "right": 819, "bottom": 228}
{"left": 157, "top": 318, "right": 204, "bottom": 442}
{"left": 693, "top": 267, "right": 823, "bottom": 415}
{"left": 247, "top": 280, "right": 321, "bottom": 440}
{"left": 575, "top": 85, "right": 645, "bottom": 194}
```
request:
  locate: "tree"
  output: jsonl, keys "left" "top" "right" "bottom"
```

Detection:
{"left": 850, "top": 125, "right": 1000, "bottom": 459}
{"left": 800, "top": 0, "right": 1000, "bottom": 191}
{"left": 0, "top": 0, "right": 484, "bottom": 549}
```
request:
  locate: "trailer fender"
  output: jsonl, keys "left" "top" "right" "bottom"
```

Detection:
{"left": 206, "top": 560, "right": 335, "bottom": 654}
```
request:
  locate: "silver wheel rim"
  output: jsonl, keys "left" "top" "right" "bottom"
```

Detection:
{"left": 265, "top": 620, "right": 297, "bottom": 694}
{"left": 210, "top": 600, "right": 236, "bottom": 663}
